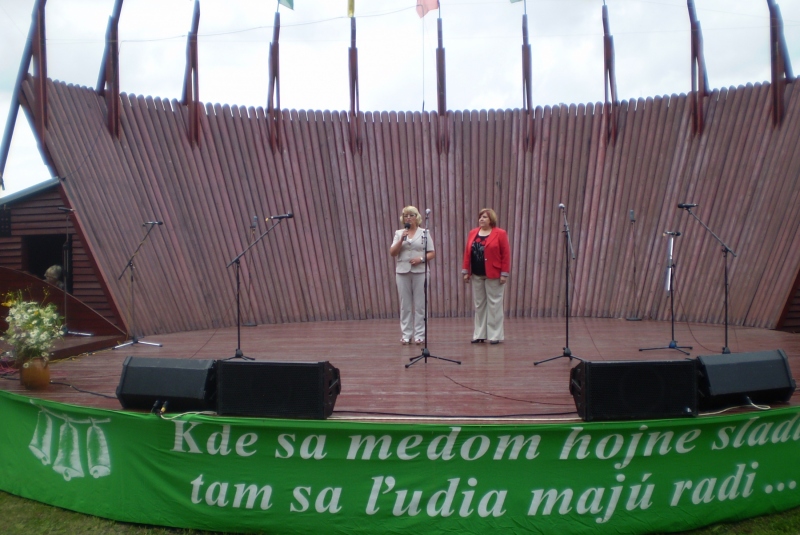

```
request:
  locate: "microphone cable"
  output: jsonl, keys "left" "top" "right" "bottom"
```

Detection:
{"left": 673, "top": 282, "right": 731, "bottom": 355}
{"left": 442, "top": 373, "right": 576, "bottom": 408}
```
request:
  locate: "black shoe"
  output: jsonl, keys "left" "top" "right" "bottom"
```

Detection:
{"left": 489, "top": 340, "right": 500, "bottom": 345}
{"left": 471, "top": 339, "right": 486, "bottom": 344}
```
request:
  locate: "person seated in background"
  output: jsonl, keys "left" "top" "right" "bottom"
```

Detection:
{"left": 44, "top": 265, "right": 64, "bottom": 289}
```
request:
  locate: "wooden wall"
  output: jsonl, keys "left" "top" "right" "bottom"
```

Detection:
{"left": 20, "top": 77, "right": 800, "bottom": 336}
{"left": 0, "top": 186, "right": 122, "bottom": 328}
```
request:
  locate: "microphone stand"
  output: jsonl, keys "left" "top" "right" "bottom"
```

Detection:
{"left": 225, "top": 218, "right": 286, "bottom": 361}
{"left": 639, "top": 233, "right": 692, "bottom": 355}
{"left": 113, "top": 223, "right": 163, "bottom": 349}
{"left": 626, "top": 209, "right": 641, "bottom": 321}
{"left": 242, "top": 217, "right": 259, "bottom": 327}
{"left": 535, "top": 206, "right": 580, "bottom": 366}
{"left": 58, "top": 208, "right": 92, "bottom": 336}
{"left": 407, "top": 211, "right": 460, "bottom": 368}
{"left": 682, "top": 207, "right": 737, "bottom": 354}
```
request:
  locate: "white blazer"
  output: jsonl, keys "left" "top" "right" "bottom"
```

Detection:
{"left": 392, "top": 228, "right": 434, "bottom": 274}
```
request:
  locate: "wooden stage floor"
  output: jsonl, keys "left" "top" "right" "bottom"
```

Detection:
{"left": 2, "top": 317, "right": 799, "bottom": 421}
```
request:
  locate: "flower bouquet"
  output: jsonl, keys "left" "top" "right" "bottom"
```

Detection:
{"left": 1, "top": 290, "right": 64, "bottom": 389}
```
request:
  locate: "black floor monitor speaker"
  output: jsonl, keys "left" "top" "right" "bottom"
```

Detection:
{"left": 570, "top": 360, "right": 698, "bottom": 422}
{"left": 696, "top": 350, "right": 796, "bottom": 409}
{"left": 216, "top": 360, "right": 341, "bottom": 419}
{"left": 116, "top": 357, "right": 217, "bottom": 412}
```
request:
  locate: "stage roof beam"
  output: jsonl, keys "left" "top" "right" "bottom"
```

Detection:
{"left": 348, "top": 16, "right": 361, "bottom": 154}
{"left": 266, "top": 12, "right": 282, "bottom": 152}
{"left": 688, "top": 0, "right": 709, "bottom": 135}
{"left": 95, "top": 0, "right": 124, "bottom": 92}
{"left": 97, "top": 0, "right": 123, "bottom": 138}
{"left": 602, "top": 3, "right": 618, "bottom": 143}
{"left": 0, "top": 0, "right": 46, "bottom": 189}
{"left": 521, "top": 12, "right": 534, "bottom": 152}
{"left": 768, "top": 0, "right": 794, "bottom": 126}
{"left": 181, "top": 0, "right": 201, "bottom": 146}
{"left": 436, "top": 17, "right": 448, "bottom": 154}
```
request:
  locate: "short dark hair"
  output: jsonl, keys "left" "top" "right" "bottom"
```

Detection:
{"left": 478, "top": 208, "right": 498, "bottom": 227}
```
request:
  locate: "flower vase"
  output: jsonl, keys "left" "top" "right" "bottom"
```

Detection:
{"left": 20, "top": 356, "right": 50, "bottom": 390}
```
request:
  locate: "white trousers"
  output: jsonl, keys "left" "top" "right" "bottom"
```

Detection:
{"left": 396, "top": 272, "right": 427, "bottom": 340}
{"left": 471, "top": 275, "right": 505, "bottom": 341}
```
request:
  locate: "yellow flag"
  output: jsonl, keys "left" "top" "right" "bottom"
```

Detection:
{"left": 348, "top": 0, "right": 354, "bottom": 17}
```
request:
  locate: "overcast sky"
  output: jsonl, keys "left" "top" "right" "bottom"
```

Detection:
{"left": 1, "top": 0, "right": 798, "bottom": 197}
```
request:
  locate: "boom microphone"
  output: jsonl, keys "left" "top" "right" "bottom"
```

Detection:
{"left": 265, "top": 213, "right": 294, "bottom": 221}
{"left": 57, "top": 207, "right": 75, "bottom": 213}
{"left": 677, "top": 203, "right": 698, "bottom": 209}
{"left": 143, "top": 221, "right": 163, "bottom": 226}
{"left": 663, "top": 230, "right": 681, "bottom": 237}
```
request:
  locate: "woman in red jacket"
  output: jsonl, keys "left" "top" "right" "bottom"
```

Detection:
{"left": 462, "top": 208, "right": 511, "bottom": 344}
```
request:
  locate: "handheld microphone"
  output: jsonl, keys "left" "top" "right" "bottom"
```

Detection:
{"left": 558, "top": 203, "right": 565, "bottom": 210}
{"left": 265, "top": 212, "right": 294, "bottom": 221}
{"left": 629, "top": 209, "right": 635, "bottom": 222}
{"left": 663, "top": 230, "right": 681, "bottom": 237}
{"left": 677, "top": 203, "right": 698, "bottom": 209}
{"left": 143, "top": 221, "right": 163, "bottom": 226}
{"left": 403, "top": 222, "right": 411, "bottom": 241}
{"left": 57, "top": 207, "right": 75, "bottom": 213}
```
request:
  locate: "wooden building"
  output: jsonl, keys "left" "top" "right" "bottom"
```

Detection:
{"left": 0, "top": 180, "right": 122, "bottom": 329}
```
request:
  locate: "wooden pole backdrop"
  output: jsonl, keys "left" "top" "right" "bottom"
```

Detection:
{"left": 19, "top": 78, "right": 800, "bottom": 336}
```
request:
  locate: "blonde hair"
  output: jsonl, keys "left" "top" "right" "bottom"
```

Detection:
{"left": 400, "top": 206, "right": 422, "bottom": 226}
{"left": 479, "top": 208, "right": 498, "bottom": 227}
{"left": 45, "top": 265, "right": 62, "bottom": 282}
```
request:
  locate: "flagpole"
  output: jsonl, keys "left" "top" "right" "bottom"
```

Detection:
{"left": 422, "top": 10, "right": 426, "bottom": 111}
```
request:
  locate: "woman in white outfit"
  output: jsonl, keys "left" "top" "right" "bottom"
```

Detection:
{"left": 389, "top": 206, "right": 435, "bottom": 344}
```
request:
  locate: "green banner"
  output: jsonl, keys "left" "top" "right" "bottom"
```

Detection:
{"left": 1, "top": 390, "right": 799, "bottom": 534}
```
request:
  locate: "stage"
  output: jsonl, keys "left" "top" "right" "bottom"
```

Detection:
{"left": 2, "top": 317, "right": 799, "bottom": 418}
{"left": 2, "top": 317, "right": 800, "bottom": 535}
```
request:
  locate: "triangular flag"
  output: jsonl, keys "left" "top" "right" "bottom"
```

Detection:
{"left": 416, "top": 0, "right": 439, "bottom": 18}
{"left": 279, "top": 0, "right": 294, "bottom": 9}
{"left": 348, "top": 0, "right": 354, "bottom": 17}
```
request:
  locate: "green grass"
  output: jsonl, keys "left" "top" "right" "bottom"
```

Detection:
{"left": 0, "top": 491, "right": 229, "bottom": 535}
{"left": 2, "top": 490, "right": 800, "bottom": 534}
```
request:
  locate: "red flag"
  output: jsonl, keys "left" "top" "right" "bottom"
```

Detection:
{"left": 416, "top": 0, "right": 439, "bottom": 18}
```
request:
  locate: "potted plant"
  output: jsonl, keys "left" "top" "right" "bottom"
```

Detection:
{"left": 1, "top": 290, "right": 64, "bottom": 390}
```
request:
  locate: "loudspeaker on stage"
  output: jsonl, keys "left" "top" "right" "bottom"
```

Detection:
{"left": 696, "top": 349, "right": 796, "bottom": 409}
{"left": 216, "top": 360, "right": 341, "bottom": 419}
{"left": 116, "top": 356, "right": 217, "bottom": 412}
{"left": 570, "top": 360, "right": 698, "bottom": 422}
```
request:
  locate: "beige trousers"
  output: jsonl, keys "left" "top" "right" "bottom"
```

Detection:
{"left": 396, "top": 272, "right": 426, "bottom": 340}
{"left": 471, "top": 275, "right": 505, "bottom": 341}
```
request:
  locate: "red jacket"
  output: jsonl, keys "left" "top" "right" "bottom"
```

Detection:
{"left": 462, "top": 227, "right": 511, "bottom": 279}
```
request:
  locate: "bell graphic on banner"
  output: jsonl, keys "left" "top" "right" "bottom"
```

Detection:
{"left": 28, "top": 409, "right": 54, "bottom": 466}
{"left": 53, "top": 420, "right": 85, "bottom": 481}
{"left": 87, "top": 419, "right": 112, "bottom": 478}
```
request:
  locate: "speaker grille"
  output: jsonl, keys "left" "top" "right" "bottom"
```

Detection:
{"left": 571, "top": 360, "right": 697, "bottom": 421}
{"left": 217, "top": 361, "right": 341, "bottom": 419}
{"left": 116, "top": 357, "right": 216, "bottom": 412}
